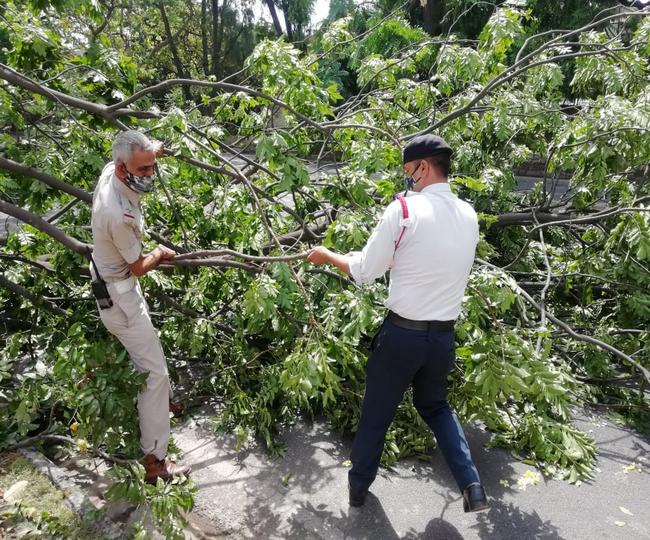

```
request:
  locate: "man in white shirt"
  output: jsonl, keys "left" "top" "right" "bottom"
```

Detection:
{"left": 307, "top": 135, "right": 488, "bottom": 512}
{"left": 91, "top": 130, "right": 190, "bottom": 484}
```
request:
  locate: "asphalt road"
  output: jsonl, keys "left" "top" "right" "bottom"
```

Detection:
{"left": 175, "top": 409, "right": 650, "bottom": 539}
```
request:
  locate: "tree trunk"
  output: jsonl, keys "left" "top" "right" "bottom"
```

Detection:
{"left": 158, "top": 1, "right": 192, "bottom": 101}
{"left": 201, "top": 0, "right": 210, "bottom": 76}
{"left": 281, "top": 0, "right": 294, "bottom": 42}
{"left": 423, "top": 0, "right": 445, "bottom": 37}
{"left": 211, "top": 0, "right": 221, "bottom": 78}
{"left": 265, "top": 0, "right": 284, "bottom": 37}
{"left": 216, "top": 0, "right": 229, "bottom": 78}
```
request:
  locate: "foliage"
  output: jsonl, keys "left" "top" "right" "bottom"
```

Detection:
{"left": 106, "top": 464, "right": 196, "bottom": 540}
{"left": 1, "top": 1, "right": 650, "bottom": 537}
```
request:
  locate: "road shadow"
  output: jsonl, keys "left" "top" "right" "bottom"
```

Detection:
{"left": 283, "top": 494, "right": 464, "bottom": 539}
{"left": 179, "top": 415, "right": 569, "bottom": 539}
{"left": 572, "top": 408, "right": 650, "bottom": 475}
{"left": 187, "top": 417, "right": 351, "bottom": 495}
{"left": 470, "top": 500, "right": 564, "bottom": 540}
{"left": 392, "top": 424, "right": 566, "bottom": 540}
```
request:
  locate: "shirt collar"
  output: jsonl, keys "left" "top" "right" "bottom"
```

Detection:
{"left": 111, "top": 164, "right": 142, "bottom": 206}
{"left": 420, "top": 182, "right": 451, "bottom": 195}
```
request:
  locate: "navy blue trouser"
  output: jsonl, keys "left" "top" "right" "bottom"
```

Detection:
{"left": 348, "top": 318, "right": 480, "bottom": 494}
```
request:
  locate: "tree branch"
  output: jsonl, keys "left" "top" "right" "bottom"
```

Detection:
{"left": 173, "top": 249, "right": 306, "bottom": 263}
{"left": 158, "top": 0, "right": 192, "bottom": 101}
{"left": 148, "top": 289, "right": 236, "bottom": 335}
{"left": 107, "top": 78, "right": 323, "bottom": 129}
{"left": 160, "top": 258, "right": 261, "bottom": 272}
{"left": 0, "top": 199, "right": 90, "bottom": 257}
{"left": 0, "top": 273, "right": 69, "bottom": 317}
{"left": 405, "top": 11, "right": 650, "bottom": 140}
{"left": 492, "top": 198, "right": 650, "bottom": 228}
{"left": 477, "top": 258, "right": 650, "bottom": 385}
{"left": 7, "top": 434, "right": 136, "bottom": 465}
{"left": 0, "top": 155, "right": 93, "bottom": 204}
{"left": 0, "top": 63, "right": 151, "bottom": 121}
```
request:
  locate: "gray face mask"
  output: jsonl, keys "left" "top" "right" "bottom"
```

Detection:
{"left": 125, "top": 170, "right": 156, "bottom": 193}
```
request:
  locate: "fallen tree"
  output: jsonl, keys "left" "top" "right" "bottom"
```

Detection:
{"left": 1, "top": 3, "right": 648, "bottom": 516}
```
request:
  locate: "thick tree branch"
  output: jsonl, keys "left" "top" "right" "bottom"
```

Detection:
{"left": 0, "top": 273, "right": 69, "bottom": 317}
{"left": 261, "top": 223, "right": 328, "bottom": 251}
{"left": 158, "top": 1, "right": 192, "bottom": 101}
{"left": 0, "top": 63, "right": 152, "bottom": 121}
{"left": 108, "top": 78, "right": 323, "bottom": 129}
{"left": 0, "top": 253, "right": 55, "bottom": 273}
{"left": 152, "top": 6, "right": 192, "bottom": 56}
{"left": 0, "top": 199, "right": 90, "bottom": 257}
{"left": 0, "top": 155, "right": 93, "bottom": 204}
{"left": 493, "top": 211, "right": 564, "bottom": 227}
{"left": 160, "top": 258, "right": 261, "bottom": 272}
{"left": 173, "top": 249, "right": 306, "bottom": 263}
{"left": 493, "top": 198, "right": 650, "bottom": 228}
{"left": 527, "top": 206, "right": 650, "bottom": 234}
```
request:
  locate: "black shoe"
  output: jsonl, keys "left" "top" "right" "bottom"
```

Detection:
{"left": 462, "top": 482, "right": 489, "bottom": 512}
{"left": 349, "top": 484, "right": 367, "bottom": 507}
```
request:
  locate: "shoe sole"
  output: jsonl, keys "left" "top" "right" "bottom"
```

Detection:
{"left": 464, "top": 503, "right": 490, "bottom": 513}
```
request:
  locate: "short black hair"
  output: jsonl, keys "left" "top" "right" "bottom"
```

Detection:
{"left": 425, "top": 155, "right": 450, "bottom": 178}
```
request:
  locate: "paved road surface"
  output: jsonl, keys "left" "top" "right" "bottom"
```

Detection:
{"left": 175, "top": 409, "right": 649, "bottom": 539}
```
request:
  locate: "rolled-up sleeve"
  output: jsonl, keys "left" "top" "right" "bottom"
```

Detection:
{"left": 349, "top": 202, "right": 401, "bottom": 285}
{"left": 110, "top": 221, "right": 141, "bottom": 264}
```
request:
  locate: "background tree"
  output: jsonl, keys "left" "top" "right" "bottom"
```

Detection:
{"left": 1, "top": 0, "right": 649, "bottom": 536}
{"left": 265, "top": 0, "right": 316, "bottom": 41}
{"left": 327, "top": 0, "right": 356, "bottom": 21}
{"left": 372, "top": 0, "right": 628, "bottom": 39}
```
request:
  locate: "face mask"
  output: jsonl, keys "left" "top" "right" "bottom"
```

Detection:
{"left": 125, "top": 169, "right": 156, "bottom": 193}
{"left": 404, "top": 162, "right": 423, "bottom": 191}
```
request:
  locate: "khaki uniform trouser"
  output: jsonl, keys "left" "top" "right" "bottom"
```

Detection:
{"left": 98, "top": 277, "right": 171, "bottom": 460}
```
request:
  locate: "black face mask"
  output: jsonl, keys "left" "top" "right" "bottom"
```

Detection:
{"left": 404, "top": 162, "right": 423, "bottom": 192}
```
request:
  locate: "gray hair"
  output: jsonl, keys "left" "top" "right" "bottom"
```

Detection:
{"left": 112, "top": 130, "right": 153, "bottom": 163}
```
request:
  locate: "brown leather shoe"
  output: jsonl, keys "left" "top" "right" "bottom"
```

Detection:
{"left": 169, "top": 398, "right": 184, "bottom": 417}
{"left": 143, "top": 454, "right": 191, "bottom": 484}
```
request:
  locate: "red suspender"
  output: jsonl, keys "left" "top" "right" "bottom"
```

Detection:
{"left": 394, "top": 194, "right": 409, "bottom": 251}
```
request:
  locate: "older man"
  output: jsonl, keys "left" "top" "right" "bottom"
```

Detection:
{"left": 90, "top": 130, "right": 190, "bottom": 483}
{"left": 307, "top": 135, "right": 488, "bottom": 512}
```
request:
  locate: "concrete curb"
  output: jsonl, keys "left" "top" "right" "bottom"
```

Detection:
{"left": 18, "top": 447, "right": 124, "bottom": 538}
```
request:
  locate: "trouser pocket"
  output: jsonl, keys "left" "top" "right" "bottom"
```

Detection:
{"left": 112, "top": 286, "right": 149, "bottom": 328}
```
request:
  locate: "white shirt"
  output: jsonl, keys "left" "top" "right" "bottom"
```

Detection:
{"left": 349, "top": 183, "right": 478, "bottom": 321}
{"left": 91, "top": 163, "right": 144, "bottom": 280}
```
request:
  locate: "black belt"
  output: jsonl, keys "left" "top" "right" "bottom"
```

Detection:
{"left": 387, "top": 311, "right": 454, "bottom": 332}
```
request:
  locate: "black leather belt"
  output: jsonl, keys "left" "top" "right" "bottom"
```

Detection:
{"left": 387, "top": 311, "right": 455, "bottom": 332}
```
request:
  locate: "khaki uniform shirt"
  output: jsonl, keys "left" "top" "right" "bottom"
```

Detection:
{"left": 91, "top": 162, "right": 144, "bottom": 280}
